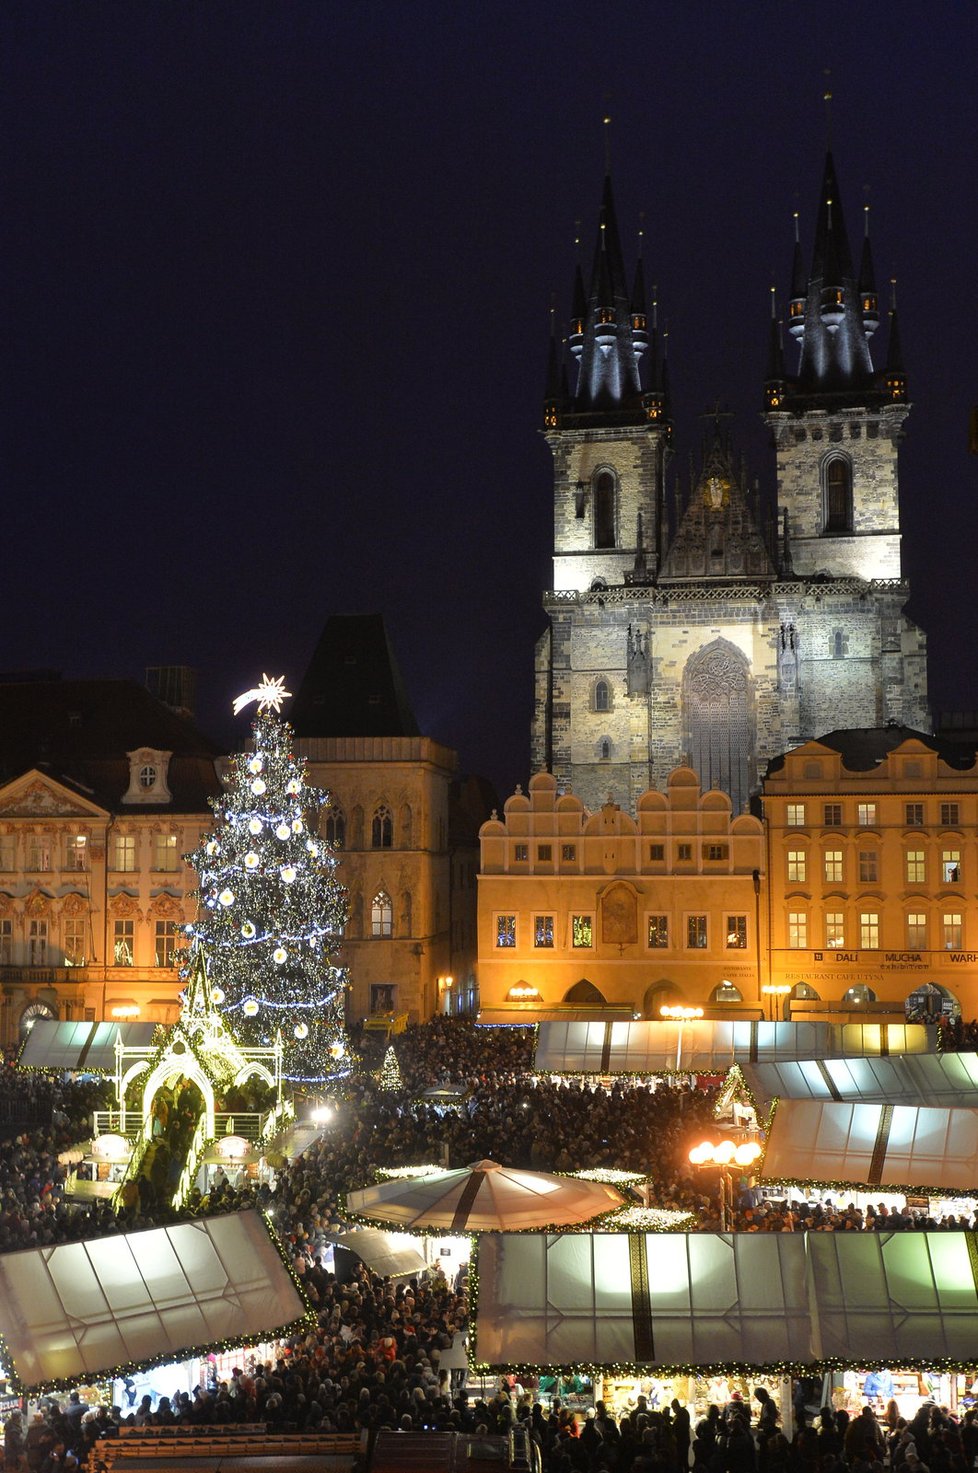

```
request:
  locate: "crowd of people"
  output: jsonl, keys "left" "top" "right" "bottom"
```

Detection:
{"left": 3, "top": 1020, "right": 978, "bottom": 1471}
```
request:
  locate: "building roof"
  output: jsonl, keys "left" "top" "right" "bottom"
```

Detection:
{"left": 289, "top": 614, "right": 419, "bottom": 738}
{"left": 0, "top": 677, "right": 223, "bottom": 812}
{"left": 766, "top": 726, "right": 977, "bottom": 776}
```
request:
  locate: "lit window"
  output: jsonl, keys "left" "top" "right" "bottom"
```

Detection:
{"left": 824, "top": 803, "right": 842, "bottom": 827}
{"left": 514, "top": 844, "right": 528, "bottom": 862}
{"left": 28, "top": 919, "right": 48, "bottom": 965}
{"left": 906, "top": 850, "right": 926, "bottom": 885}
{"left": 495, "top": 915, "right": 516, "bottom": 948}
{"left": 941, "top": 803, "right": 960, "bottom": 827}
{"left": 647, "top": 915, "right": 669, "bottom": 949}
{"left": 155, "top": 920, "right": 179, "bottom": 967}
{"left": 372, "top": 805, "right": 393, "bottom": 849}
{"left": 905, "top": 803, "right": 924, "bottom": 826}
{"left": 824, "top": 850, "right": 843, "bottom": 883}
{"left": 726, "top": 916, "right": 747, "bottom": 949}
{"left": 562, "top": 845, "right": 577, "bottom": 862}
{"left": 113, "top": 834, "right": 136, "bottom": 872}
{"left": 857, "top": 803, "right": 877, "bottom": 827}
{"left": 139, "top": 764, "right": 157, "bottom": 789}
{"left": 371, "top": 890, "right": 393, "bottom": 938}
{"left": 534, "top": 915, "right": 554, "bottom": 948}
{"left": 113, "top": 919, "right": 134, "bottom": 966}
{"left": 943, "top": 913, "right": 963, "bottom": 951}
{"left": 787, "top": 849, "right": 807, "bottom": 883}
{"left": 64, "top": 835, "right": 87, "bottom": 871}
{"left": 786, "top": 804, "right": 806, "bottom": 827}
{"left": 942, "top": 850, "right": 961, "bottom": 884}
{"left": 858, "top": 850, "right": 879, "bottom": 884}
{"left": 686, "top": 915, "right": 708, "bottom": 949}
{"left": 153, "top": 833, "right": 179, "bottom": 872}
{"left": 63, "top": 919, "right": 86, "bottom": 966}
{"left": 859, "top": 912, "right": 880, "bottom": 949}
{"left": 787, "top": 912, "right": 808, "bottom": 949}
{"left": 906, "top": 913, "right": 927, "bottom": 950}
{"left": 825, "top": 912, "right": 845, "bottom": 948}
{"left": 572, "top": 915, "right": 592, "bottom": 948}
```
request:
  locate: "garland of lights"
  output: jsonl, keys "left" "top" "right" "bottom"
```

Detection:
{"left": 183, "top": 705, "right": 352, "bottom": 1083}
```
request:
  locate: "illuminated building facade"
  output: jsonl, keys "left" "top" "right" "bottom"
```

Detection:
{"left": 532, "top": 152, "right": 927, "bottom": 817}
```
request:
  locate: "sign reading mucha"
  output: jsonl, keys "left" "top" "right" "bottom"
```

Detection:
{"left": 600, "top": 882, "right": 638, "bottom": 947}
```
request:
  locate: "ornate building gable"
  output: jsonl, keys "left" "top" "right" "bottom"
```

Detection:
{"left": 659, "top": 428, "right": 776, "bottom": 583}
{"left": 0, "top": 769, "right": 108, "bottom": 822}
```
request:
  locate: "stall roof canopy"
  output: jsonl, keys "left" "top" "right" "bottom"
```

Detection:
{"left": 323, "top": 1228, "right": 427, "bottom": 1280}
{"left": 475, "top": 1231, "right": 978, "bottom": 1370}
{"left": 761, "top": 1099, "right": 978, "bottom": 1195}
{"left": 0, "top": 1210, "right": 309, "bottom": 1391}
{"left": 18, "top": 1019, "right": 158, "bottom": 1073}
{"left": 534, "top": 1019, "right": 934, "bottom": 1075}
{"left": 740, "top": 1052, "right": 978, "bottom": 1116}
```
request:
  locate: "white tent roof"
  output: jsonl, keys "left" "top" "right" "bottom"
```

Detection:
{"left": 740, "top": 1052, "right": 978, "bottom": 1116}
{"left": 475, "top": 1231, "right": 978, "bottom": 1370}
{"left": 0, "top": 1209, "right": 309, "bottom": 1391}
{"left": 535, "top": 1019, "right": 934, "bottom": 1075}
{"left": 761, "top": 1098, "right": 978, "bottom": 1194}
{"left": 324, "top": 1228, "right": 427, "bottom": 1280}
{"left": 18, "top": 1019, "right": 158, "bottom": 1072}
{"left": 346, "top": 1160, "right": 624, "bottom": 1232}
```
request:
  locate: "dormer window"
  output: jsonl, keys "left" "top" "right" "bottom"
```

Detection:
{"left": 124, "top": 748, "right": 173, "bottom": 805}
{"left": 139, "top": 765, "right": 158, "bottom": 789}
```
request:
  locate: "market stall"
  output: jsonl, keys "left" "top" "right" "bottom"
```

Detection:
{"left": 535, "top": 1020, "right": 934, "bottom": 1076}
{"left": 738, "top": 1052, "right": 978, "bottom": 1119}
{"left": 18, "top": 1019, "right": 158, "bottom": 1073}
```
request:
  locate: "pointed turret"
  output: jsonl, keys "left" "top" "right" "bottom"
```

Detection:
{"left": 859, "top": 204, "right": 880, "bottom": 339}
{"left": 630, "top": 233, "right": 649, "bottom": 362}
{"left": 884, "top": 279, "right": 907, "bottom": 403}
{"left": 544, "top": 307, "right": 563, "bottom": 429}
{"left": 764, "top": 287, "right": 787, "bottom": 411}
{"left": 787, "top": 213, "right": 807, "bottom": 342}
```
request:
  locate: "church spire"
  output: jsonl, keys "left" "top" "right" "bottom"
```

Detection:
{"left": 884, "top": 278, "right": 908, "bottom": 403}
{"left": 859, "top": 203, "right": 880, "bottom": 339}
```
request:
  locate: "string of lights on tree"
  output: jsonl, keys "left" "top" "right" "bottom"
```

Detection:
{"left": 183, "top": 676, "right": 351, "bottom": 1083}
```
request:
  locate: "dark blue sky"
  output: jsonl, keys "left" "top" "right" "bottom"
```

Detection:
{"left": 2, "top": 2, "right": 976, "bottom": 798}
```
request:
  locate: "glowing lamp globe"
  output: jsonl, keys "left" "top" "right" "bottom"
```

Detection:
{"left": 241, "top": 921, "right": 256, "bottom": 938}
{"left": 329, "top": 1041, "right": 346, "bottom": 1060}
{"left": 248, "top": 817, "right": 263, "bottom": 835}
{"left": 286, "top": 778, "right": 301, "bottom": 795}
{"left": 243, "top": 998, "right": 260, "bottom": 1017}
{"left": 250, "top": 778, "right": 266, "bottom": 796}
{"left": 273, "top": 946, "right": 288, "bottom": 965}
{"left": 218, "top": 889, "right": 235, "bottom": 907}
{"left": 247, "top": 756, "right": 263, "bottom": 774}
{"left": 280, "top": 865, "right": 297, "bottom": 884}
{"left": 294, "top": 1022, "right": 309, "bottom": 1040}
{"left": 210, "top": 987, "right": 225, "bottom": 1005}
{"left": 291, "top": 819, "right": 303, "bottom": 833}
{"left": 275, "top": 823, "right": 290, "bottom": 840}
{"left": 244, "top": 851, "right": 259, "bottom": 869}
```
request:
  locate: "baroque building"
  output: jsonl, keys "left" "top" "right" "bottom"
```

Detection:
{"left": 532, "top": 154, "right": 928, "bottom": 814}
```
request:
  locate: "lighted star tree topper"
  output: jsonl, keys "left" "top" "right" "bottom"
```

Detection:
{"left": 184, "top": 676, "right": 351, "bottom": 1082}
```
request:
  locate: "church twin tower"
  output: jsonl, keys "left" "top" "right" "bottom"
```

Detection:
{"left": 531, "top": 151, "right": 928, "bottom": 813}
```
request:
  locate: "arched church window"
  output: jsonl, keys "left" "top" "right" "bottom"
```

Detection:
{"left": 594, "top": 680, "right": 610, "bottom": 712}
{"left": 323, "top": 806, "right": 345, "bottom": 848}
{"left": 823, "top": 456, "right": 852, "bottom": 533}
{"left": 372, "top": 804, "right": 393, "bottom": 849}
{"left": 593, "top": 471, "right": 616, "bottom": 549}
{"left": 682, "top": 639, "right": 755, "bottom": 815}
{"left": 371, "top": 890, "right": 393, "bottom": 938}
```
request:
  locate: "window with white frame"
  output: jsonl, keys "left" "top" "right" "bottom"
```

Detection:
{"left": 63, "top": 919, "right": 86, "bottom": 966}
{"left": 786, "top": 804, "right": 806, "bottom": 827}
{"left": 857, "top": 803, "right": 877, "bottom": 827}
{"left": 943, "top": 912, "right": 963, "bottom": 951}
{"left": 725, "top": 915, "right": 747, "bottom": 949}
{"left": 905, "top": 802, "right": 924, "bottom": 826}
{"left": 113, "top": 919, "right": 134, "bottom": 965}
{"left": 153, "top": 833, "right": 180, "bottom": 872}
{"left": 534, "top": 915, "right": 554, "bottom": 948}
{"left": 825, "top": 912, "right": 845, "bottom": 948}
{"left": 858, "top": 850, "right": 879, "bottom": 884}
{"left": 155, "top": 920, "right": 179, "bottom": 967}
{"left": 823, "top": 803, "right": 842, "bottom": 827}
{"left": 824, "top": 850, "right": 843, "bottom": 883}
{"left": 906, "top": 913, "right": 927, "bottom": 950}
{"left": 371, "top": 890, "right": 393, "bottom": 938}
{"left": 112, "top": 834, "right": 136, "bottom": 872}
{"left": 0, "top": 837, "right": 13, "bottom": 871}
{"left": 64, "top": 835, "right": 88, "bottom": 871}
{"left": 787, "top": 849, "right": 807, "bottom": 883}
{"left": 28, "top": 919, "right": 47, "bottom": 965}
{"left": 26, "top": 837, "right": 51, "bottom": 872}
{"left": 685, "top": 915, "right": 708, "bottom": 949}
{"left": 859, "top": 912, "right": 880, "bottom": 949}
{"left": 941, "top": 803, "right": 960, "bottom": 827}
{"left": 942, "top": 850, "right": 961, "bottom": 884}
{"left": 787, "top": 912, "right": 808, "bottom": 948}
{"left": 906, "top": 850, "right": 926, "bottom": 885}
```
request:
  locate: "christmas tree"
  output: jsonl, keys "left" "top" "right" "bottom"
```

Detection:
{"left": 377, "top": 1044, "right": 402, "bottom": 1092}
{"left": 184, "top": 676, "right": 350, "bottom": 1082}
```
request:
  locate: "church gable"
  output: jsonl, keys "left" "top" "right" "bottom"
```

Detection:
{"left": 660, "top": 430, "right": 776, "bottom": 582}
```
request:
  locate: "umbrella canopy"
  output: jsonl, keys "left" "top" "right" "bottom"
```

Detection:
{"left": 345, "top": 1159, "right": 624, "bottom": 1232}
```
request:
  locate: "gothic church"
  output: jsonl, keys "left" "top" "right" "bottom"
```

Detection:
{"left": 531, "top": 152, "right": 928, "bottom": 813}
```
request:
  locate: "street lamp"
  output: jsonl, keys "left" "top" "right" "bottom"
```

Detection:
{"left": 762, "top": 983, "right": 791, "bottom": 1022}
{"left": 687, "top": 1139, "right": 763, "bottom": 1231}
{"left": 660, "top": 1005, "right": 704, "bottom": 1072}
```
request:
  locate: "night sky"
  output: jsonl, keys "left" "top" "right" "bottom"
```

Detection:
{"left": 2, "top": 2, "right": 976, "bottom": 800}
